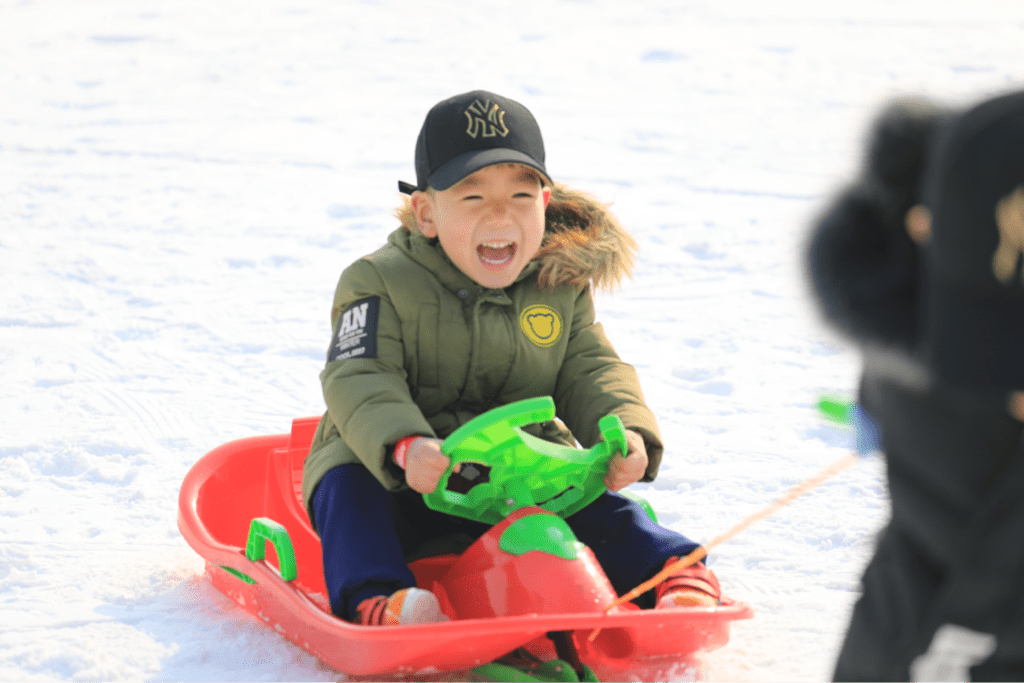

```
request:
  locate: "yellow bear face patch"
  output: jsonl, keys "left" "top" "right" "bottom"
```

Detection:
{"left": 519, "top": 304, "right": 562, "bottom": 348}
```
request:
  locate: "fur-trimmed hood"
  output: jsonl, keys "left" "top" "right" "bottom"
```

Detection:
{"left": 394, "top": 182, "right": 637, "bottom": 291}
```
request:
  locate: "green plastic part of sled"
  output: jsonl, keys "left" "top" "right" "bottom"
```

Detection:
{"left": 245, "top": 517, "right": 297, "bottom": 582}
{"left": 499, "top": 514, "right": 583, "bottom": 560}
{"left": 471, "top": 662, "right": 544, "bottom": 682}
{"left": 818, "top": 395, "right": 855, "bottom": 426}
{"left": 619, "top": 489, "right": 658, "bottom": 523}
{"left": 218, "top": 565, "right": 256, "bottom": 585}
{"left": 472, "top": 659, "right": 599, "bottom": 682}
{"left": 423, "top": 397, "right": 627, "bottom": 525}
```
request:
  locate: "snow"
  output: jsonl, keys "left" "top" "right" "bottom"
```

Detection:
{"left": 2, "top": 0, "right": 1022, "bottom": 679}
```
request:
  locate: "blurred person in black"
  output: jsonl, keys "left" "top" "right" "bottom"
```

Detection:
{"left": 807, "top": 89, "right": 1024, "bottom": 681}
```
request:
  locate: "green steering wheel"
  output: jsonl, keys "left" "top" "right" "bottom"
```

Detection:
{"left": 422, "top": 396, "right": 628, "bottom": 525}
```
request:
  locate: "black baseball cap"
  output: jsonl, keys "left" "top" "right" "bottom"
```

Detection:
{"left": 398, "top": 90, "right": 552, "bottom": 194}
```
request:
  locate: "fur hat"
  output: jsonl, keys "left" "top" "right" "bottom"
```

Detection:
{"left": 808, "top": 89, "right": 1024, "bottom": 393}
{"left": 806, "top": 96, "right": 949, "bottom": 349}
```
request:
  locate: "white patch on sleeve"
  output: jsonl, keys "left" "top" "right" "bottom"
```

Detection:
{"left": 909, "top": 623, "right": 997, "bottom": 682}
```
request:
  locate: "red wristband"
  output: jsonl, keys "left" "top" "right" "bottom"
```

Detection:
{"left": 392, "top": 436, "right": 419, "bottom": 470}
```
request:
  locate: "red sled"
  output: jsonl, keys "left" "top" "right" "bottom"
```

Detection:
{"left": 177, "top": 398, "right": 753, "bottom": 680}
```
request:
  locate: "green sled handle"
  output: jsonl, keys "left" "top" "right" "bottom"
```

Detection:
{"left": 244, "top": 517, "right": 297, "bottom": 582}
{"left": 423, "top": 396, "right": 628, "bottom": 525}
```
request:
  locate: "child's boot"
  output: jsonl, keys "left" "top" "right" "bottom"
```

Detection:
{"left": 354, "top": 587, "right": 449, "bottom": 626}
{"left": 654, "top": 559, "right": 722, "bottom": 608}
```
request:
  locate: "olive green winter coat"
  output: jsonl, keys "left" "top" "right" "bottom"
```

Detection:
{"left": 302, "top": 184, "right": 664, "bottom": 527}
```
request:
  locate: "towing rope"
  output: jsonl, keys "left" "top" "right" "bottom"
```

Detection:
{"left": 589, "top": 450, "right": 860, "bottom": 641}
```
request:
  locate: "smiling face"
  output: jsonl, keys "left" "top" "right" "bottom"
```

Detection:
{"left": 411, "top": 163, "right": 551, "bottom": 289}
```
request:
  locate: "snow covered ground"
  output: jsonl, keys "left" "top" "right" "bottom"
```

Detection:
{"left": 2, "top": 0, "right": 1023, "bottom": 679}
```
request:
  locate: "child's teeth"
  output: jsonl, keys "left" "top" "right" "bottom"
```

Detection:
{"left": 478, "top": 242, "right": 514, "bottom": 265}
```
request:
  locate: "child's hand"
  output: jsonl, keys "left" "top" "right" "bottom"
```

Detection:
{"left": 604, "top": 429, "right": 648, "bottom": 492}
{"left": 403, "top": 437, "right": 452, "bottom": 494}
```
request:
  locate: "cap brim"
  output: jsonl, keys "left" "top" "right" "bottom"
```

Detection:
{"left": 426, "top": 148, "right": 551, "bottom": 191}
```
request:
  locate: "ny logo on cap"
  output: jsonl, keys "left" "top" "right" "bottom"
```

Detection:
{"left": 993, "top": 185, "right": 1024, "bottom": 286}
{"left": 464, "top": 99, "right": 509, "bottom": 139}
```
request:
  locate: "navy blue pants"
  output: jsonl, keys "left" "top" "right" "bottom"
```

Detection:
{"left": 312, "top": 464, "right": 702, "bottom": 620}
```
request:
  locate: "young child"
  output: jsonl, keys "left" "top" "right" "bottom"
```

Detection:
{"left": 302, "top": 90, "right": 722, "bottom": 626}
{"left": 807, "top": 90, "right": 1024, "bottom": 680}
